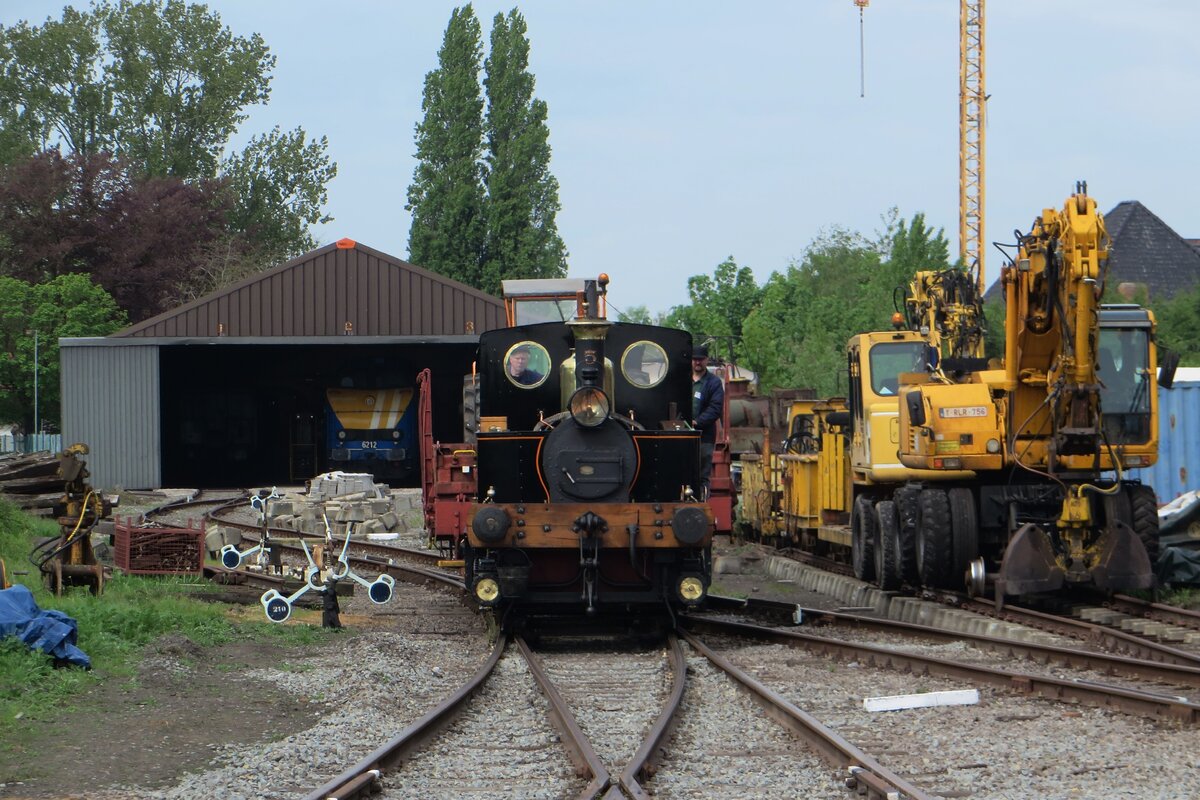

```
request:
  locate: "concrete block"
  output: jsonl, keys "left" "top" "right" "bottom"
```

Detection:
{"left": 380, "top": 511, "right": 400, "bottom": 531}
{"left": 268, "top": 500, "right": 294, "bottom": 517}
{"left": 888, "top": 597, "right": 913, "bottom": 622}
{"left": 914, "top": 603, "right": 938, "bottom": 627}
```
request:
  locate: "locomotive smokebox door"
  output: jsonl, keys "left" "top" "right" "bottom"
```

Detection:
{"left": 542, "top": 418, "right": 637, "bottom": 502}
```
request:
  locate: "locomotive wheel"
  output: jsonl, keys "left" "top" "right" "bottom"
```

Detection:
{"left": 947, "top": 487, "right": 980, "bottom": 587}
{"left": 873, "top": 500, "right": 901, "bottom": 590}
{"left": 1129, "top": 484, "right": 1161, "bottom": 562}
{"left": 893, "top": 485, "right": 921, "bottom": 583}
{"left": 916, "top": 488, "right": 952, "bottom": 587}
{"left": 851, "top": 495, "right": 877, "bottom": 582}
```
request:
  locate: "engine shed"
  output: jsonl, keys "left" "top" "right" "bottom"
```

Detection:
{"left": 59, "top": 240, "right": 504, "bottom": 490}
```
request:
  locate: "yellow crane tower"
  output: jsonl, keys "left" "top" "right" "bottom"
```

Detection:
{"left": 960, "top": 0, "right": 985, "bottom": 293}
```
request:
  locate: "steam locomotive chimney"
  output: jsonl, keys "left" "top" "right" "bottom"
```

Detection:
{"left": 568, "top": 277, "right": 612, "bottom": 391}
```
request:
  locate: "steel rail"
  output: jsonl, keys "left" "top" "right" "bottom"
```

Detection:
{"left": 702, "top": 596, "right": 1200, "bottom": 690}
{"left": 682, "top": 616, "right": 1200, "bottom": 725}
{"left": 515, "top": 636, "right": 612, "bottom": 799}
{"left": 679, "top": 629, "right": 934, "bottom": 800}
{"left": 961, "top": 598, "right": 1200, "bottom": 668}
{"left": 611, "top": 633, "right": 688, "bottom": 800}
{"left": 216, "top": 515, "right": 445, "bottom": 568}
{"left": 264, "top": 539, "right": 464, "bottom": 593}
{"left": 301, "top": 633, "right": 507, "bottom": 800}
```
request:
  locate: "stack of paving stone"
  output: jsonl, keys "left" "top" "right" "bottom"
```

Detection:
{"left": 262, "top": 472, "right": 426, "bottom": 538}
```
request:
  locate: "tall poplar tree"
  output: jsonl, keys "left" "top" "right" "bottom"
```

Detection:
{"left": 406, "top": 5, "right": 487, "bottom": 288}
{"left": 481, "top": 9, "right": 566, "bottom": 295}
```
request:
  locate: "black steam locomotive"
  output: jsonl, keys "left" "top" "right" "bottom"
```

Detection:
{"left": 421, "top": 277, "right": 715, "bottom": 618}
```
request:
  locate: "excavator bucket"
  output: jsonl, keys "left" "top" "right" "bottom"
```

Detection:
{"left": 995, "top": 523, "right": 1065, "bottom": 596}
{"left": 1088, "top": 520, "right": 1154, "bottom": 591}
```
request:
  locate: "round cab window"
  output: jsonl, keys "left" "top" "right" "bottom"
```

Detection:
{"left": 505, "top": 342, "right": 550, "bottom": 389}
{"left": 621, "top": 341, "right": 669, "bottom": 388}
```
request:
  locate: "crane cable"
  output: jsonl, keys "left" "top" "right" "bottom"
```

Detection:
{"left": 855, "top": 1, "right": 869, "bottom": 97}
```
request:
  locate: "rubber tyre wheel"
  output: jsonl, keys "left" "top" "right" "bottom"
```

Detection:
{"left": 893, "top": 485, "right": 921, "bottom": 583}
{"left": 1129, "top": 484, "right": 1160, "bottom": 562}
{"left": 947, "top": 487, "right": 980, "bottom": 587}
{"left": 874, "top": 500, "right": 901, "bottom": 590}
{"left": 851, "top": 495, "right": 877, "bottom": 582}
{"left": 916, "top": 488, "right": 952, "bottom": 587}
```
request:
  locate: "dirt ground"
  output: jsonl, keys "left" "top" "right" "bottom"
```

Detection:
{"left": 0, "top": 622, "right": 332, "bottom": 799}
{"left": 0, "top": 538, "right": 810, "bottom": 799}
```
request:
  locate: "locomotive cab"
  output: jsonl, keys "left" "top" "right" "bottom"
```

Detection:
{"left": 464, "top": 280, "right": 715, "bottom": 616}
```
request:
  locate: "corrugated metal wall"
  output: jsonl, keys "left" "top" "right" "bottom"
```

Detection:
{"left": 1128, "top": 371, "right": 1200, "bottom": 503}
{"left": 60, "top": 343, "right": 160, "bottom": 490}
{"left": 113, "top": 242, "right": 505, "bottom": 338}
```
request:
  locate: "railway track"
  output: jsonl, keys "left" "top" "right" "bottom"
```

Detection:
{"left": 742, "top": 542, "right": 1200, "bottom": 669}
{"left": 683, "top": 616, "right": 1200, "bottom": 799}
{"left": 301, "top": 628, "right": 931, "bottom": 800}
{"left": 703, "top": 596, "right": 1200, "bottom": 696}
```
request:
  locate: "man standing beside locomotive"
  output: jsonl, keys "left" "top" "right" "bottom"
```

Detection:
{"left": 691, "top": 344, "right": 724, "bottom": 499}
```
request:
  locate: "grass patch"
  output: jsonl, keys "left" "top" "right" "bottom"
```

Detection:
{"left": 1160, "top": 587, "right": 1200, "bottom": 610}
{"left": 709, "top": 581, "right": 749, "bottom": 600}
{"left": 0, "top": 497, "right": 332, "bottom": 731}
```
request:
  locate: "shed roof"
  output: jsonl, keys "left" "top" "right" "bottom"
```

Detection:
{"left": 984, "top": 200, "right": 1200, "bottom": 304}
{"left": 113, "top": 239, "right": 505, "bottom": 338}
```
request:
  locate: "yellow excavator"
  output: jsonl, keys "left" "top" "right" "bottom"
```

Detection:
{"left": 741, "top": 185, "right": 1175, "bottom": 606}
{"left": 894, "top": 183, "right": 1175, "bottom": 599}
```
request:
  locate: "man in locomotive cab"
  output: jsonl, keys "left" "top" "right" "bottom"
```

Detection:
{"left": 691, "top": 344, "right": 724, "bottom": 498}
{"left": 507, "top": 344, "right": 544, "bottom": 386}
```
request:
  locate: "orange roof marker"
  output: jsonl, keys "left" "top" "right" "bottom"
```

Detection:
{"left": 335, "top": 238, "right": 356, "bottom": 249}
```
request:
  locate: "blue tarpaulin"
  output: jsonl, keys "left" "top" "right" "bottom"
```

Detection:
{"left": 0, "top": 585, "right": 91, "bottom": 669}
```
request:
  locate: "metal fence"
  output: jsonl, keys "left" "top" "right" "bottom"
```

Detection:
{"left": 0, "top": 433, "right": 62, "bottom": 455}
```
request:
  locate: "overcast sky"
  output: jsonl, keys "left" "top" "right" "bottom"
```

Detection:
{"left": 5, "top": 1, "right": 1198, "bottom": 315}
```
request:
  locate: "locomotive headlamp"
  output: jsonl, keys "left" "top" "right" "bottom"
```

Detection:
{"left": 569, "top": 387, "right": 610, "bottom": 428}
{"left": 392, "top": 430, "right": 400, "bottom": 439}
{"left": 474, "top": 576, "right": 500, "bottom": 604}
{"left": 337, "top": 430, "right": 346, "bottom": 440}
{"left": 986, "top": 438, "right": 1001, "bottom": 454}
{"left": 677, "top": 575, "right": 705, "bottom": 603}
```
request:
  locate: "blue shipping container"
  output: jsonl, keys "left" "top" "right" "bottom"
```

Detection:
{"left": 1127, "top": 368, "right": 1200, "bottom": 504}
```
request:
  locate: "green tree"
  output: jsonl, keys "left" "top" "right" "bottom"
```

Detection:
{"left": 741, "top": 229, "right": 883, "bottom": 394}
{"left": 223, "top": 125, "right": 337, "bottom": 262}
{"left": 0, "top": 273, "right": 128, "bottom": 428}
{"left": 1155, "top": 283, "right": 1200, "bottom": 367}
{"left": 101, "top": 0, "right": 273, "bottom": 180}
{"left": 480, "top": 8, "right": 566, "bottom": 295}
{"left": 407, "top": 5, "right": 487, "bottom": 288}
{"left": 0, "top": 5, "right": 109, "bottom": 161}
{"left": 0, "top": 1, "right": 333, "bottom": 272}
{"left": 664, "top": 257, "right": 762, "bottom": 349}
{"left": 616, "top": 304, "right": 669, "bottom": 326}
{"left": 737, "top": 214, "right": 952, "bottom": 394}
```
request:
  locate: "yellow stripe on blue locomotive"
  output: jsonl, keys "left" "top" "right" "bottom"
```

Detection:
{"left": 326, "top": 388, "right": 414, "bottom": 431}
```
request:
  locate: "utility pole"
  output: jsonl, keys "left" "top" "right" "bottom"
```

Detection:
{"left": 33, "top": 329, "right": 39, "bottom": 439}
